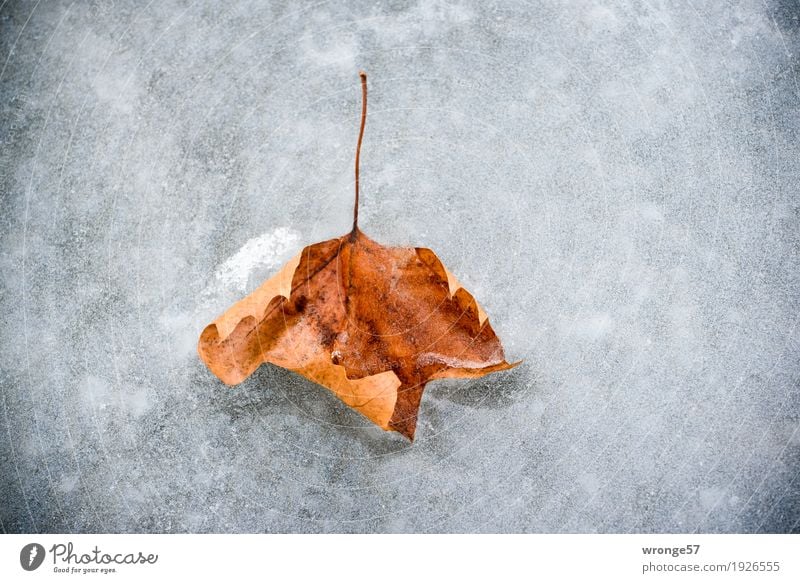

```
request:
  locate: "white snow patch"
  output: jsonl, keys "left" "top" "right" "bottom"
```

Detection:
{"left": 214, "top": 227, "right": 301, "bottom": 293}
{"left": 159, "top": 228, "right": 302, "bottom": 358}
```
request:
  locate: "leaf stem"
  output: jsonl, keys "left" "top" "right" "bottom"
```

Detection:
{"left": 353, "top": 70, "right": 367, "bottom": 234}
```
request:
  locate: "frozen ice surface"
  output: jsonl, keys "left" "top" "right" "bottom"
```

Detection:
{"left": 1, "top": 0, "right": 798, "bottom": 533}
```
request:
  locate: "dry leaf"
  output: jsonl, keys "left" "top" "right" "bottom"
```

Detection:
{"left": 198, "top": 72, "right": 518, "bottom": 439}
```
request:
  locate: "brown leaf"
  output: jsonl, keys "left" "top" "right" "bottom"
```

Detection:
{"left": 198, "top": 72, "right": 518, "bottom": 440}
